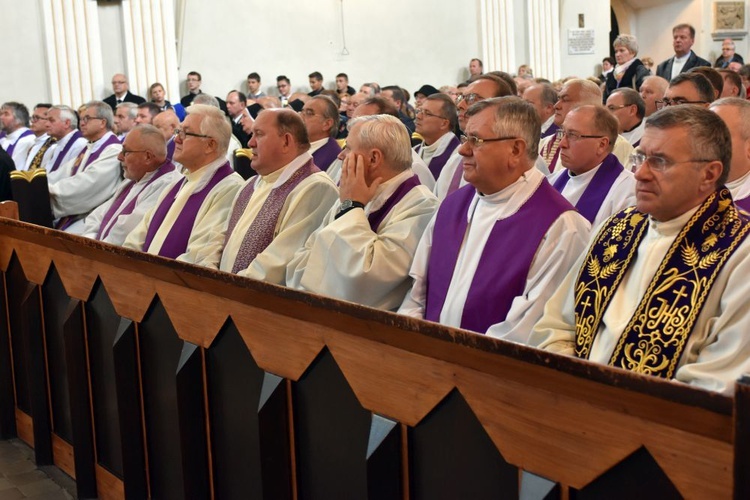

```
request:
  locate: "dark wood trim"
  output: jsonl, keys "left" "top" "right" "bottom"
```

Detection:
{"left": 734, "top": 375, "right": 750, "bottom": 500}
{"left": 0, "top": 272, "right": 16, "bottom": 438}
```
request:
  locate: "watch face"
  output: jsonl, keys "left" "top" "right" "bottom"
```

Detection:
{"left": 340, "top": 199, "right": 353, "bottom": 210}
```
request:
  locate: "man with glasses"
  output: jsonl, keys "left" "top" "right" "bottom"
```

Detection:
{"left": 49, "top": 101, "right": 123, "bottom": 234}
{"left": 103, "top": 73, "right": 146, "bottom": 111}
{"left": 180, "top": 71, "right": 203, "bottom": 108}
{"left": 288, "top": 114, "right": 438, "bottom": 310}
{"left": 413, "top": 93, "right": 459, "bottom": 181}
{"left": 400, "top": 97, "right": 590, "bottom": 343}
{"left": 81, "top": 125, "right": 180, "bottom": 245}
{"left": 22, "top": 103, "right": 54, "bottom": 171}
{"left": 433, "top": 74, "right": 514, "bottom": 201}
{"left": 657, "top": 72, "right": 715, "bottom": 111}
{"left": 0, "top": 101, "right": 34, "bottom": 167}
{"left": 550, "top": 105, "right": 636, "bottom": 227}
{"left": 605, "top": 88, "right": 647, "bottom": 147}
{"left": 532, "top": 106, "right": 750, "bottom": 394}
{"left": 124, "top": 104, "right": 243, "bottom": 258}
{"left": 301, "top": 95, "right": 341, "bottom": 172}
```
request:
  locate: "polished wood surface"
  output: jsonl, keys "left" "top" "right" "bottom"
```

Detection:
{"left": 0, "top": 218, "right": 741, "bottom": 498}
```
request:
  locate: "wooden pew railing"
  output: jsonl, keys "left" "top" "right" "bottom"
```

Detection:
{"left": 0, "top": 217, "right": 747, "bottom": 499}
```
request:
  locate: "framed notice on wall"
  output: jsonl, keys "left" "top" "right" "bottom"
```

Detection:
{"left": 567, "top": 29, "right": 595, "bottom": 55}
{"left": 712, "top": 1, "right": 747, "bottom": 39}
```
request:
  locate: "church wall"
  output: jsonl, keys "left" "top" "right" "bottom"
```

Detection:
{"left": 3, "top": 1, "right": 51, "bottom": 106}
{"left": 557, "top": 0, "right": 612, "bottom": 80}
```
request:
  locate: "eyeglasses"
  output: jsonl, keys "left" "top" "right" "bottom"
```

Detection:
{"left": 460, "top": 134, "right": 519, "bottom": 147}
{"left": 556, "top": 130, "right": 605, "bottom": 142}
{"left": 415, "top": 108, "right": 447, "bottom": 120}
{"left": 111, "top": 80, "right": 126, "bottom": 85}
{"left": 606, "top": 104, "right": 628, "bottom": 111}
{"left": 628, "top": 152, "right": 715, "bottom": 172}
{"left": 655, "top": 98, "right": 708, "bottom": 109}
{"left": 300, "top": 109, "right": 318, "bottom": 117}
{"left": 174, "top": 128, "right": 213, "bottom": 141}
{"left": 456, "top": 93, "right": 483, "bottom": 105}
{"left": 120, "top": 148, "right": 147, "bottom": 157}
{"left": 80, "top": 116, "right": 104, "bottom": 124}
{"left": 31, "top": 115, "right": 48, "bottom": 122}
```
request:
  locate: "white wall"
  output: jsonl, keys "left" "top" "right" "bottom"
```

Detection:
{"left": 175, "top": 0, "right": 482, "bottom": 100}
{"left": 2, "top": 1, "right": 50, "bottom": 105}
{"left": 558, "top": 0, "right": 611, "bottom": 79}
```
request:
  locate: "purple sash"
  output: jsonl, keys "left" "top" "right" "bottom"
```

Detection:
{"left": 166, "top": 138, "right": 176, "bottom": 160}
{"left": 311, "top": 137, "right": 342, "bottom": 171}
{"left": 96, "top": 160, "right": 176, "bottom": 240}
{"left": 542, "top": 135, "right": 562, "bottom": 173}
{"left": 143, "top": 162, "right": 233, "bottom": 258}
{"left": 227, "top": 159, "right": 320, "bottom": 273}
{"left": 367, "top": 175, "right": 420, "bottom": 231}
{"left": 541, "top": 122, "right": 559, "bottom": 139}
{"left": 424, "top": 135, "right": 460, "bottom": 179}
{"left": 736, "top": 195, "right": 750, "bottom": 212}
{"left": 551, "top": 154, "right": 624, "bottom": 223}
{"left": 48, "top": 131, "right": 83, "bottom": 173}
{"left": 425, "top": 180, "right": 574, "bottom": 333}
{"left": 446, "top": 158, "right": 465, "bottom": 197}
{"left": 5, "top": 129, "right": 33, "bottom": 156}
{"left": 72, "top": 133, "right": 121, "bottom": 175}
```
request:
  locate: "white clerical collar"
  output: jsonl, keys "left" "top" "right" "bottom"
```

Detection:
{"left": 308, "top": 137, "right": 329, "bottom": 154}
{"left": 368, "top": 169, "right": 415, "bottom": 213}
{"left": 468, "top": 167, "right": 543, "bottom": 221}
{"left": 726, "top": 169, "right": 750, "bottom": 201}
{"left": 58, "top": 129, "right": 78, "bottom": 147}
{"left": 649, "top": 204, "right": 700, "bottom": 236}
{"left": 33, "top": 133, "right": 49, "bottom": 144}
{"left": 541, "top": 115, "right": 555, "bottom": 133}
{"left": 674, "top": 51, "right": 692, "bottom": 63}
{"left": 6, "top": 127, "right": 30, "bottom": 141}
{"left": 89, "top": 131, "right": 115, "bottom": 149}
{"left": 115, "top": 92, "right": 127, "bottom": 100}
{"left": 727, "top": 169, "right": 750, "bottom": 191}
{"left": 565, "top": 161, "right": 604, "bottom": 181}
{"left": 256, "top": 151, "right": 313, "bottom": 189}
{"left": 184, "top": 155, "right": 226, "bottom": 185}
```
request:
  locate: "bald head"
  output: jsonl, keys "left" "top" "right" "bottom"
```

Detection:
{"left": 553, "top": 79, "right": 602, "bottom": 126}
{"left": 639, "top": 76, "right": 669, "bottom": 117}
{"left": 152, "top": 110, "right": 180, "bottom": 141}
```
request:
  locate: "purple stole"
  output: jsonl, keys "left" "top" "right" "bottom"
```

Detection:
{"left": 736, "top": 195, "right": 750, "bottom": 212}
{"left": 425, "top": 181, "right": 574, "bottom": 333}
{"left": 446, "top": 159, "right": 465, "bottom": 197}
{"left": 96, "top": 160, "right": 176, "bottom": 240}
{"left": 551, "top": 154, "right": 624, "bottom": 223}
{"left": 226, "top": 159, "right": 319, "bottom": 273}
{"left": 311, "top": 137, "right": 342, "bottom": 171}
{"left": 71, "top": 134, "right": 121, "bottom": 175}
{"left": 5, "top": 129, "right": 33, "bottom": 156}
{"left": 541, "top": 135, "right": 562, "bottom": 173}
{"left": 541, "top": 122, "right": 559, "bottom": 140}
{"left": 367, "top": 175, "right": 420, "bottom": 231}
{"left": 166, "top": 138, "right": 176, "bottom": 161}
{"left": 48, "top": 131, "right": 83, "bottom": 173}
{"left": 143, "top": 162, "right": 234, "bottom": 258}
{"left": 422, "top": 135, "right": 460, "bottom": 179}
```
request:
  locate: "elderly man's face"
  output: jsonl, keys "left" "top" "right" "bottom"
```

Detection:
{"left": 117, "top": 130, "right": 152, "bottom": 181}
{"left": 0, "top": 107, "right": 17, "bottom": 132}
{"left": 457, "top": 79, "right": 497, "bottom": 130}
{"left": 30, "top": 107, "right": 50, "bottom": 135}
{"left": 415, "top": 99, "right": 448, "bottom": 140}
{"left": 114, "top": 108, "right": 135, "bottom": 135}
{"left": 79, "top": 107, "right": 107, "bottom": 141}
{"left": 672, "top": 27, "right": 694, "bottom": 57}
{"left": 605, "top": 92, "right": 634, "bottom": 133}
{"left": 248, "top": 111, "right": 286, "bottom": 175}
{"left": 457, "top": 106, "right": 519, "bottom": 195}
{"left": 112, "top": 74, "right": 128, "bottom": 95}
{"left": 553, "top": 83, "right": 584, "bottom": 126}
{"left": 634, "top": 125, "right": 715, "bottom": 221}
{"left": 173, "top": 113, "right": 212, "bottom": 170}
{"left": 640, "top": 79, "right": 666, "bottom": 116}
{"left": 722, "top": 40, "right": 735, "bottom": 58}
{"left": 46, "top": 109, "right": 71, "bottom": 140}
{"left": 559, "top": 108, "right": 608, "bottom": 175}
{"left": 347, "top": 93, "right": 368, "bottom": 118}
{"left": 301, "top": 99, "right": 331, "bottom": 140}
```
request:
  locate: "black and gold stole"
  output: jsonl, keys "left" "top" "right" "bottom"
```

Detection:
{"left": 573, "top": 188, "right": 750, "bottom": 378}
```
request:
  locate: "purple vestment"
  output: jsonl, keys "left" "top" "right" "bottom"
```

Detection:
{"left": 551, "top": 154, "right": 624, "bottom": 223}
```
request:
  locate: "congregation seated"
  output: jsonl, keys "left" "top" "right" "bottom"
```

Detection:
{"left": 0, "top": 102, "right": 35, "bottom": 167}
{"left": 521, "top": 82, "right": 558, "bottom": 139}
{"left": 606, "top": 88, "right": 646, "bottom": 147}
{"left": 531, "top": 106, "right": 750, "bottom": 394}
{"left": 399, "top": 97, "right": 590, "bottom": 343}
{"left": 287, "top": 114, "right": 438, "bottom": 310}
{"left": 413, "top": 93, "right": 460, "bottom": 181}
{"left": 80, "top": 125, "right": 181, "bottom": 245}
{"left": 23, "top": 104, "right": 54, "bottom": 172}
{"left": 49, "top": 100, "right": 122, "bottom": 234}
{"left": 43, "top": 105, "right": 87, "bottom": 183}
{"left": 123, "top": 104, "right": 243, "bottom": 258}
{"left": 302, "top": 95, "right": 342, "bottom": 172}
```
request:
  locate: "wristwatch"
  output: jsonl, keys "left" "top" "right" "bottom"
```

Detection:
{"left": 335, "top": 199, "right": 365, "bottom": 219}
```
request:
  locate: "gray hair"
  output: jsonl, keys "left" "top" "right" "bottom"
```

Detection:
{"left": 186, "top": 103, "right": 231, "bottom": 153}
{"left": 613, "top": 34, "right": 639, "bottom": 55}
{"left": 116, "top": 101, "right": 138, "bottom": 119}
{"left": 646, "top": 106, "right": 731, "bottom": 187}
{"left": 85, "top": 100, "right": 114, "bottom": 130}
{"left": 192, "top": 93, "right": 221, "bottom": 108}
{"left": 710, "top": 97, "right": 750, "bottom": 141}
{"left": 132, "top": 124, "right": 167, "bottom": 159}
{"left": 347, "top": 114, "right": 412, "bottom": 172}
{"left": 563, "top": 79, "right": 603, "bottom": 105}
{"left": 1, "top": 102, "right": 30, "bottom": 128}
{"left": 611, "top": 88, "right": 646, "bottom": 118}
{"left": 465, "top": 96, "right": 541, "bottom": 162}
{"left": 51, "top": 105, "right": 78, "bottom": 129}
{"left": 311, "top": 95, "right": 341, "bottom": 138}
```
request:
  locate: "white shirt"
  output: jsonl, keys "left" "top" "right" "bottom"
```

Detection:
{"left": 671, "top": 51, "right": 692, "bottom": 80}
{"left": 1, "top": 127, "right": 35, "bottom": 168}
{"left": 45, "top": 130, "right": 88, "bottom": 184}
{"left": 184, "top": 152, "right": 339, "bottom": 286}
{"left": 541, "top": 115, "right": 555, "bottom": 135}
{"left": 531, "top": 203, "right": 750, "bottom": 394}
{"left": 415, "top": 132, "right": 459, "bottom": 177}
{"left": 123, "top": 156, "right": 244, "bottom": 257}
{"left": 549, "top": 161, "right": 636, "bottom": 228}
{"left": 48, "top": 132, "right": 123, "bottom": 234}
{"left": 80, "top": 164, "right": 182, "bottom": 245}
{"left": 622, "top": 120, "right": 646, "bottom": 148}
{"left": 287, "top": 169, "right": 439, "bottom": 310}
{"left": 400, "top": 167, "right": 591, "bottom": 344}
{"left": 727, "top": 170, "right": 750, "bottom": 203}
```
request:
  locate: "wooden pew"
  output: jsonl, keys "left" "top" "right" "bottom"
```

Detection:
{"left": 0, "top": 217, "right": 746, "bottom": 499}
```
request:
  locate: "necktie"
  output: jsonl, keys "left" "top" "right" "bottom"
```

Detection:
{"left": 116, "top": 98, "right": 122, "bottom": 104}
{"left": 29, "top": 137, "right": 56, "bottom": 170}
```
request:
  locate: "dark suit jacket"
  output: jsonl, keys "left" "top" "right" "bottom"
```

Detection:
{"left": 715, "top": 53, "right": 744, "bottom": 68}
{"left": 603, "top": 59, "right": 651, "bottom": 101}
{"left": 103, "top": 91, "right": 146, "bottom": 110}
{"left": 656, "top": 51, "right": 711, "bottom": 80}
